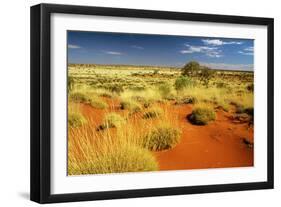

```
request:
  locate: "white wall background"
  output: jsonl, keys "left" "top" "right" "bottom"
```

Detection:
{"left": 0, "top": 0, "right": 279, "bottom": 206}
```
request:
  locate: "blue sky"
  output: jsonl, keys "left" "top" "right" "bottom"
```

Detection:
{"left": 68, "top": 31, "right": 254, "bottom": 71}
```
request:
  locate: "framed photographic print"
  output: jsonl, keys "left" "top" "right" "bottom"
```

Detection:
{"left": 30, "top": 3, "right": 274, "bottom": 203}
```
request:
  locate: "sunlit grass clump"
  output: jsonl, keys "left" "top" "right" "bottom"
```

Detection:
{"left": 68, "top": 112, "right": 86, "bottom": 128}
{"left": 69, "top": 91, "right": 108, "bottom": 109}
{"left": 120, "top": 99, "right": 142, "bottom": 113}
{"left": 89, "top": 97, "right": 108, "bottom": 109}
{"left": 175, "top": 96, "right": 198, "bottom": 105}
{"left": 143, "top": 125, "right": 182, "bottom": 151}
{"left": 142, "top": 107, "right": 164, "bottom": 119}
{"left": 189, "top": 104, "right": 216, "bottom": 125}
{"left": 69, "top": 91, "right": 91, "bottom": 103}
{"left": 99, "top": 112, "right": 126, "bottom": 130}
{"left": 68, "top": 145, "right": 158, "bottom": 175}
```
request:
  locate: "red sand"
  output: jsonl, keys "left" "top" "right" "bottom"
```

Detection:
{"left": 79, "top": 100, "right": 253, "bottom": 171}
{"left": 154, "top": 104, "right": 253, "bottom": 171}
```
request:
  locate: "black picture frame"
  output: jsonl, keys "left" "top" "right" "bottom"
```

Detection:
{"left": 30, "top": 3, "right": 274, "bottom": 204}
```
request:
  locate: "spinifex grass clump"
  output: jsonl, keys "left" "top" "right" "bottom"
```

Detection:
{"left": 68, "top": 112, "right": 86, "bottom": 128}
{"left": 90, "top": 97, "right": 108, "bottom": 109}
{"left": 142, "top": 107, "right": 163, "bottom": 119}
{"left": 143, "top": 125, "right": 181, "bottom": 151}
{"left": 68, "top": 123, "right": 158, "bottom": 175}
{"left": 175, "top": 96, "right": 198, "bottom": 105}
{"left": 69, "top": 92, "right": 90, "bottom": 103}
{"left": 120, "top": 99, "right": 142, "bottom": 113}
{"left": 158, "top": 83, "right": 174, "bottom": 99}
{"left": 189, "top": 105, "right": 216, "bottom": 125}
{"left": 99, "top": 113, "right": 126, "bottom": 130}
{"left": 131, "top": 96, "right": 154, "bottom": 108}
{"left": 69, "top": 91, "right": 108, "bottom": 109}
{"left": 68, "top": 145, "right": 158, "bottom": 175}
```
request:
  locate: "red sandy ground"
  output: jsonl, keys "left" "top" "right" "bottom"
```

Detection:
{"left": 80, "top": 99, "right": 253, "bottom": 171}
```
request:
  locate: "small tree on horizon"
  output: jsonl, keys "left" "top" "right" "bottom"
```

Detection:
{"left": 198, "top": 66, "right": 215, "bottom": 87}
{"left": 181, "top": 61, "right": 200, "bottom": 76}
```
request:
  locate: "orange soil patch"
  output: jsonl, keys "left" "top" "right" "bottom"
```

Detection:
{"left": 154, "top": 104, "right": 253, "bottom": 171}
{"left": 78, "top": 99, "right": 253, "bottom": 171}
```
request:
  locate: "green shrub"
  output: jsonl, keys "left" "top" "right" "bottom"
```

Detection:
{"left": 189, "top": 106, "right": 216, "bottom": 125}
{"left": 174, "top": 76, "right": 193, "bottom": 91}
{"left": 68, "top": 112, "right": 86, "bottom": 127}
{"left": 120, "top": 99, "right": 142, "bottom": 112}
{"left": 181, "top": 61, "right": 200, "bottom": 76}
{"left": 143, "top": 126, "right": 181, "bottom": 151}
{"left": 99, "top": 113, "right": 126, "bottom": 130}
{"left": 198, "top": 68, "right": 215, "bottom": 87}
{"left": 68, "top": 145, "right": 158, "bottom": 175}
{"left": 143, "top": 107, "right": 163, "bottom": 119}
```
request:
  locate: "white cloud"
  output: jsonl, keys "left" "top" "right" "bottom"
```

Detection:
{"left": 244, "top": 46, "right": 254, "bottom": 52}
{"left": 180, "top": 45, "right": 222, "bottom": 58}
{"left": 131, "top": 45, "right": 144, "bottom": 50}
{"left": 68, "top": 44, "right": 81, "bottom": 49}
{"left": 202, "top": 39, "right": 242, "bottom": 46}
{"left": 104, "top": 51, "right": 123, "bottom": 55}
{"left": 200, "top": 62, "right": 253, "bottom": 71}
{"left": 238, "top": 51, "right": 253, "bottom": 55}
{"left": 238, "top": 46, "right": 254, "bottom": 55}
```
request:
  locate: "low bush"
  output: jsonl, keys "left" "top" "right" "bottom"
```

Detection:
{"left": 174, "top": 76, "right": 193, "bottom": 91}
{"left": 142, "top": 107, "right": 163, "bottom": 119}
{"left": 189, "top": 105, "right": 216, "bottom": 125}
{"left": 68, "top": 112, "right": 86, "bottom": 128}
{"left": 143, "top": 125, "right": 181, "bottom": 151}
{"left": 99, "top": 113, "right": 126, "bottom": 130}
{"left": 68, "top": 145, "right": 158, "bottom": 175}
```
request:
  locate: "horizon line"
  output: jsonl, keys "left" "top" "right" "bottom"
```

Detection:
{"left": 68, "top": 62, "right": 253, "bottom": 72}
